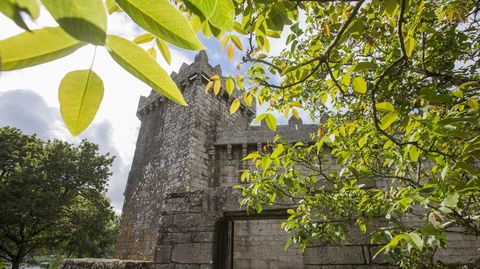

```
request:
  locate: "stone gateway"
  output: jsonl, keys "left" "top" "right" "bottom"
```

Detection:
{"left": 109, "top": 52, "right": 479, "bottom": 269}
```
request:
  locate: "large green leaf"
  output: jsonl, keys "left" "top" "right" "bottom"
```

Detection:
{"left": 59, "top": 69, "right": 104, "bottom": 136}
{"left": 376, "top": 102, "right": 395, "bottom": 112}
{"left": 184, "top": 0, "right": 217, "bottom": 19}
{"left": 115, "top": 0, "right": 204, "bottom": 50}
{"left": 0, "top": 27, "right": 85, "bottom": 71}
{"left": 41, "top": 0, "right": 107, "bottom": 45}
{"left": 265, "top": 113, "right": 277, "bottom": 131}
{"left": 209, "top": 0, "right": 234, "bottom": 31}
{"left": 352, "top": 76, "right": 367, "bottom": 94}
{"left": 380, "top": 112, "right": 398, "bottom": 130}
{"left": 106, "top": 35, "right": 187, "bottom": 106}
{"left": 230, "top": 98, "right": 240, "bottom": 114}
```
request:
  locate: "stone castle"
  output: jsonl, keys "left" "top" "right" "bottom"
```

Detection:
{"left": 111, "top": 52, "right": 479, "bottom": 269}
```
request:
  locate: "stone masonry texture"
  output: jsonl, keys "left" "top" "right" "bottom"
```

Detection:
{"left": 86, "top": 52, "right": 478, "bottom": 269}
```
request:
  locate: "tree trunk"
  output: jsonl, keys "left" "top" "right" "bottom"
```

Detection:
{"left": 11, "top": 247, "right": 25, "bottom": 269}
{"left": 11, "top": 259, "right": 21, "bottom": 269}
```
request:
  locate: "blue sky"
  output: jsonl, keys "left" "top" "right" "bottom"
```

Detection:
{"left": 0, "top": 9, "right": 309, "bottom": 213}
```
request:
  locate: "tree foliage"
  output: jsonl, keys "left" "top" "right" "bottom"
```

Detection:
{"left": 0, "top": 127, "right": 116, "bottom": 269}
{"left": 1, "top": 0, "right": 480, "bottom": 267}
{"left": 234, "top": 0, "right": 480, "bottom": 267}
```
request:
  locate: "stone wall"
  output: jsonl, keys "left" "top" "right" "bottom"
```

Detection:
{"left": 61, "top": 259, "right": 153, "bottom": 269}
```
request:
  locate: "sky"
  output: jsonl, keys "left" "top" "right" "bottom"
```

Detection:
{"left": 0, "top": 8, "right": 308, "bottom": 213}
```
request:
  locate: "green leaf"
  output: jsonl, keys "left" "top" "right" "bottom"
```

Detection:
{"left": 452, "top": 88, "right": 463, "bottom": 98}
{"left": 59, "top": 69, "right": 104, "bottom": 136}
{"left": 352, "top": 76, "right": 367, "bottom": 94}
{"left": 115, "top": 0, "right": 204, "bottom": 50}
{"left": 14, "top": 0, "right": 40, "bottom": 18}
{"left": 205, "top": 81, "right": 213, "bottom": 93}
{"left": 265, "top": 114, "right": 277, "bottom": 131}
{"left": 0, "top": 1, "right": 28, "bottom": 30}
{"left": 380, "top": 112, "right": 398, "bottom": 130}
{"left": 41, "top": 0, "right": 107, "bottom": 45}
{"left": 442, "top": 193, "right": 459, "bottom": 208}
{"left": 352, "top": 62, "right": 376, "bottom": 72}
{"left": 214, "top": 79, "right": 221, "bottom": 95}
{"left": 156, "top": 38, "right": 171, "bottom": 64}
{"left": 398, "top": 196, "right": 413, "bottom": 210}
{"left": 270, "top": 144, "right": 284, "bottom": 158}
{"left": 409, "top": 145, "right": 420, "bottom": 162}
{"left": 244, "top": 94, "right": 253, "bottom": 107}
{"left": 0, "top": 0, "right": 39, "bottom": 30}
{"left": 404, "top": 37, "right": 417, "bottom": 57}
{"left": 0, "top": 27, "right": 85, "bottom": 71}
{"left": 184, "top": 0, "right": 217, "bottom": 19}
{"left": 106, "top": 35, "right": 187, "bottom": 106}
{"left": 230, "top": 99, "right": 240, "bottom": 114}
{"left": 284, "top": 237, "right": 292, "bottom": 250}
{"left": 467, "top": 98, "right": 479, "bottom": 108}
{"left": 209, "top": 0, "right": 234, "bottom": 31}
{"left": 133, "top": 33, "right": 155, "bottom": 44}
{"left": 106, "top": 0, "right": 121, "bottom": 14}
{"left": 147, "top": 46, "right": 156, "bottom": 59}
{"left": 227, "top": 43, "right": 234, "bottom": 62}
{"left": 236, "top": 74, "right": 245, "bottom": 90}
{"left": 226, "top": 77, "right": 234, "bottom": 95}
{"left": 243, "top": 152, "right": 261, "bottom": 161}
{"left": 358, "top": 135, "right": 367, "bottom": 148}
{"left": 230, "top": 35, "right": 244, "bottom": 50}
{"left": 376, "top": 102, "right": 395, "bottom": 112}
{"left": 374, "top": 234, "right": 406, "bottom": 258}
{"left": 255, "top": 113, "right": 268, "bottom": 122}
{"left": 407, "top": 232, "right": 423, "bottom": 250}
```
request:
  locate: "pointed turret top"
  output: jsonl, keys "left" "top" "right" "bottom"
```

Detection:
{"left": 195, "top": 50, "right": 209, "bottom": 64}
{"left": 173, "top": 51, "right": 222, "bottom": 82}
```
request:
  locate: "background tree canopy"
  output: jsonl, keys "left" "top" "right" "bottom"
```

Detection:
{"left": 0, "top": 0, "right": 479, "bottom": 267}
{"left": 0, "top": 127, "right": 117, "bottom": 269}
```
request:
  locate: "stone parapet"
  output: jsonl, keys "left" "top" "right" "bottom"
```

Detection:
{"left": 215, "top": 124, "right": 318, "bottom": 145}
{"left": 61, "top": 259, "right": 154, "bottom": 269}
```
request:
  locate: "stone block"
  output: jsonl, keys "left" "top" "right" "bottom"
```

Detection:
{"left": 154, "top": 265, "right": 174, "bottom": 269}
{"left": 159, "top": 232, "right": 192, "bottom": 244}
{"left": 171, "top": 243, "right": 213, "bottom": 264}
{"left": 155, "top": 245, "right": 172, "bottom": 264}
{"left": 174, "top": 265, "right": 199, "bottom": 269}
{"left": 250, "top": 259, "right": 268, "bottom": 269}
{"left": 304, "top": 246, "right": 366, "bottom": 265}
{"left": 192, "top": 232, "right": 214, "bottom": 243}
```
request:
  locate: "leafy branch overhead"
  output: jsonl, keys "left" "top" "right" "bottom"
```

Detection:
{"left": 0, "top": 0, "right": 206, "bottom": 135}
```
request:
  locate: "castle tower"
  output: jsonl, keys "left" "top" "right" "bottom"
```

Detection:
{"left": 115, "top": 51, "right": 255, "bottom": 260}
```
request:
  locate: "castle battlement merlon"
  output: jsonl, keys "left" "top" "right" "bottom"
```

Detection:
{"left": 215, "top": 123, "right": 318, "bottom": 146}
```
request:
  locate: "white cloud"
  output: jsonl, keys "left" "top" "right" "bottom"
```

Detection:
{"left": 0, "top": 90, "right": 130, "bottom": 213}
